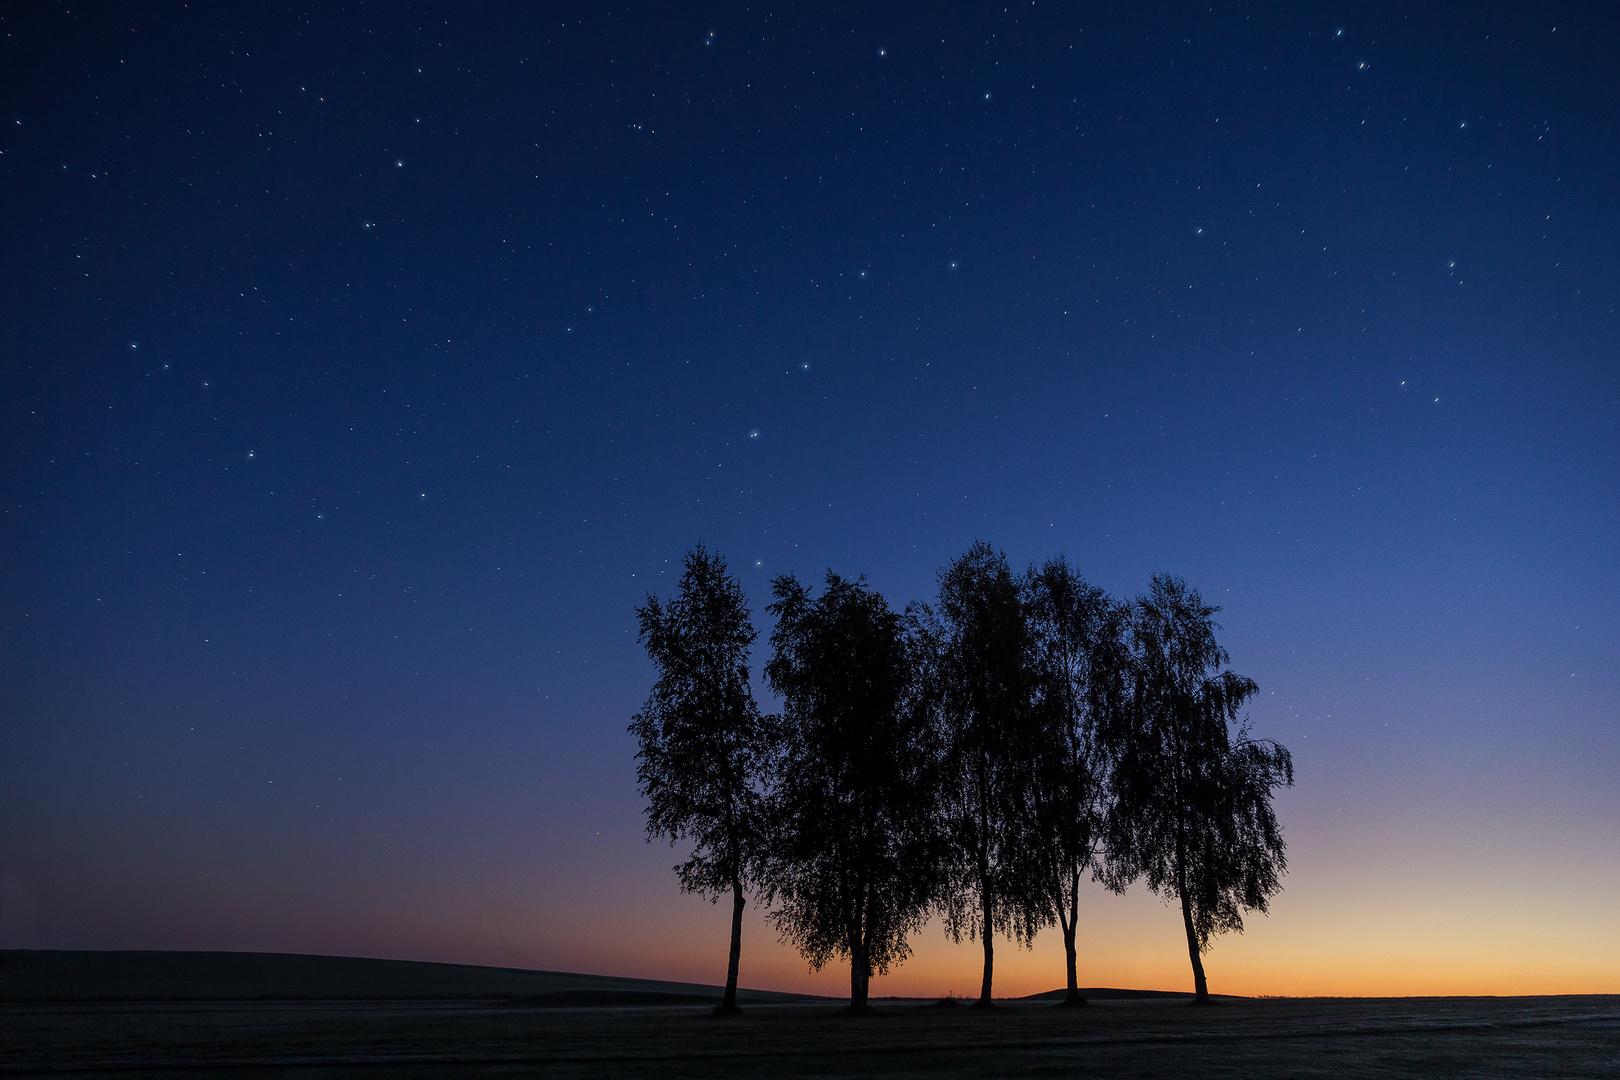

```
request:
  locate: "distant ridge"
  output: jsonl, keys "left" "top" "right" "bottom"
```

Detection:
{"left": 0, "top": 950, "right": 830, "bottom": 1005}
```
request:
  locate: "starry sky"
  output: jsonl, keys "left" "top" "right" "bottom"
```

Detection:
{"left": 2, "top": 3, "right": 1616, "bottom": 997}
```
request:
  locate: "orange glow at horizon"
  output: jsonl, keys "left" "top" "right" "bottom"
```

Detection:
{"left": 462, "top": 841, "right": 1620, "bottom": 1001}
{"left": 589, "top": 883, "right": 1620, "bottom": 1002}
{"left": 17, "top": 788, "right": 1612, "bottom": 1002}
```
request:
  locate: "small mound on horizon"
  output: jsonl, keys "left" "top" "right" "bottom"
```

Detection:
{"left": 1017, "top": 987, "right": 1229, "bottom": 1002}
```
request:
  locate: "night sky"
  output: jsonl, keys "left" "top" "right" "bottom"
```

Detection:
{"left": 3, "top": 3, "right": 1616, "bottom": 997}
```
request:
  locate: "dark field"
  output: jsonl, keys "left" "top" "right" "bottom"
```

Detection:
{"left": 4, "top": 953, "right": 1617, "bottom": 1078}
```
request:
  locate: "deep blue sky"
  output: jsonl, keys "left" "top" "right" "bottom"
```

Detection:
{"left": 2, "top": 3, "right": 1616, "bottom": 993}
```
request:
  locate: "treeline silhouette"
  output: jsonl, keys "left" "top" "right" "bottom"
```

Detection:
{"left": 631, "top": 541, "right": 1293, "bottom": 1013}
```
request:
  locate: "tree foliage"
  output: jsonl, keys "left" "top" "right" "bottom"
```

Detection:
{"left": 1107, "top": 573, "right": 1294, "bottom": 1002}
{"left": 930, "top": 541, "right": 1044, "bottom": 1005}
{"left": 629, "top": 544, "right": 773, "bottom": 1011}
{"left": 762, "top": 572, "right": 942, "bottom": 1012}
{"left": 1021, "top": 555, "right": 1127, "bottom": 1005}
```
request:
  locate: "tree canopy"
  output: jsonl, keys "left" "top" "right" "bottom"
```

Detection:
{"left": 1021, "top": 555, "right": 1127, "bottom": 1005}
{"left": 930, "top": 541, "right": 1045, "bottom": 1006}
{"left": 629, "top": 543, "right": 774, "bottom": 1012}
{"left": 762, "top": 571, "right": 942, "bottom": 1012}
{"left": 1107, "top": 573, "right": 1294, "bottom": 1003}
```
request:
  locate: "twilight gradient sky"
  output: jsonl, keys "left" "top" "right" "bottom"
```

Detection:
{"left": 2, "top": 3, "right": 1616, "bottom": 998}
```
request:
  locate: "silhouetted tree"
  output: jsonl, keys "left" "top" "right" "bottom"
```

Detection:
{"left": 1107, "top": 574, "right": 1294, "bottom": 1004}
{"left": 762, "top": 572, "right": 942, "bottom": 1013}
{"left": 931, "top": 542, "right": 1044, "bottom": 1007}
{"left": 630, "top": 544, "right": 774, "bottom": 1013}
{"left": 1021, "top": 556, "right": 1127, "bottom": 1006}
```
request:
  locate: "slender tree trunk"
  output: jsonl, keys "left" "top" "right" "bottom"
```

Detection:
{"left": 718, "top": 878, "right": 745, "bottom": 1013}
{"left": 1062, "top": 922, "right": 1081, "bottom": 1004}
{"left": 1180, "top": 893, "right": 1209, "bottom": 1004}
{"left": 1174, "top": 819, "right": 1209, "bottom": 1004}
{"left": 973, "top": 761, "right": 996, "bottom": 1009}
{"left": 976, "top": 883, "right": 995, "bottom": 1007}
{"left": 1060, "top": 872, "right": 1086, "bottom": 1006}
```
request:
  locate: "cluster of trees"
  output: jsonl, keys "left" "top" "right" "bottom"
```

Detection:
{"left": 630, "top": 542, "right": 1293, "bottom": 1013}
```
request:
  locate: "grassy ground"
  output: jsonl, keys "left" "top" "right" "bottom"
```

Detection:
{"left": 5, "top": 994, "right": 1618, "bottom": 1078}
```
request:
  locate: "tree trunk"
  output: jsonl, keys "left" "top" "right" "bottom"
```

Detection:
{"left": 849, "top": 939, "right": 870, "bottom": 1013}
{"left": 976, "top": 883, "right": 995, "bottom": 1007}
{"left": 1180, "top": 892, "right": 1210, "bottom": 1004}
{"left": 1060, "top": 869, "right": 1087, "bottom": 1006}
{"left": 1174, "top": 823, "right": 1208, "bottom": 1005}
{"left": 718, "top": 879, "right": 745, "bottom": 1014}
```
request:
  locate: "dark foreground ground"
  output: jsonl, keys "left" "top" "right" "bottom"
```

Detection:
{"left": 4, "top": 953, "right": 1617, "bottom": 1078}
